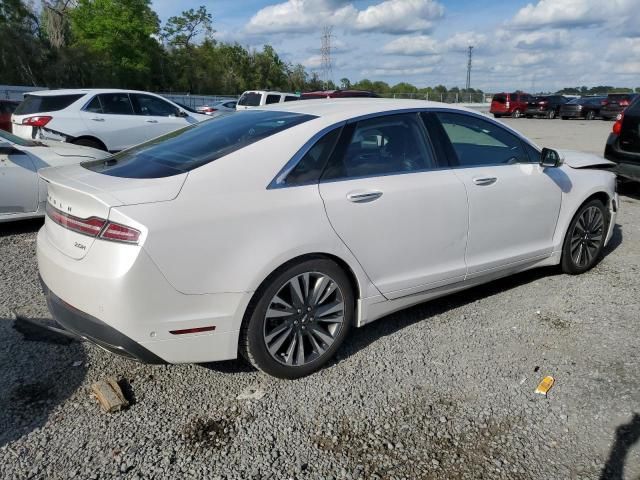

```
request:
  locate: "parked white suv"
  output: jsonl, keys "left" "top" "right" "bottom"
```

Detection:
{"left": 236, "top": 91, "right": 299, "bottom": 110}
{"left": 11, "top": 89, "right": 210, "bottom": 152}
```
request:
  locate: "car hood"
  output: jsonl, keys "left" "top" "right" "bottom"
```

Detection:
{"left": 559, "top": 150, "right": 616, "bottom": 169}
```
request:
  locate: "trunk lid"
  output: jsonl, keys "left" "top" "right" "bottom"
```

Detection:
{"left": 39, "top": 164, "right": 187, "bottom": 259}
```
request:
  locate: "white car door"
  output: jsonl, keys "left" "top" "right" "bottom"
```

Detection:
{"left": 129, "top": 93, "right": 192, "bottom": 136}
{"left": 318, "top": 113, "right": 469, "bottom": 299}
{"left": 431, "top": 111, "right": 562, "bottom": 276}
{"left": 0, "top": 144, "right": 38, "bottom": 214}
{"left": 79, "top": 93, "right": 146, "bottom": 151}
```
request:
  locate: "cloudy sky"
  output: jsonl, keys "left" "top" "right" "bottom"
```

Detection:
{"left": 151, "top": 0, "right": 640, "bottom": 92}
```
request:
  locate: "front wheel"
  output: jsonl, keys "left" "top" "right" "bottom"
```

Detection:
{"left": 586, "top": 110, "right": 595, "bottom": 120}
{"left": 512, "top": 109, "right": 522, "bottom": 118}
{"left": 547, "top": 110, "right": 556, "bottom": 119}
{"left": 561, "top": 200, "right": 608, "bottom": 274}
{"left": 240, "top": 259, "right": 354, "bottom": 379}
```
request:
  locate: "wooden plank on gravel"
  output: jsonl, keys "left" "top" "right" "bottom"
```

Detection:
{"left": 91, "top": 378, "right": 129, "bottom": 413}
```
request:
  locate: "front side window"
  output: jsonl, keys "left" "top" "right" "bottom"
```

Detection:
{"left": 266, "top": 94, "right": 281, "bottom": 105}
{"left": 435, "top": 112, "right": 529, "bottom": 166}
{"left": 98, "top": 93, "right": 134, "bottom": 115}
{"left": 131, "top": 94, "right": 177, "bottom": 116}
{"left": 82, "top": 111, "right": 316, "bottom": 178}
{"left": 323, "top": 113, "right": 435, "bottom": 180}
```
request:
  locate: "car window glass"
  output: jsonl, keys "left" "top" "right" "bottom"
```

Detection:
{"left": 14, "top": 94, "right": 84, "bottom": 115}
{"left": 266, "top": 94, "right": 281, "bottom": 105}
{"left": 284, "top": 96, "right": 299, "bottom": 102}
{"left": 323, "top": 113, "right": 435, "bottom": 180}
{"left": 84, "top": 96, "right": 102, "bottom": 113}
{"left": 436, "top": 112, "right": 529, "bottom": 166}
{"left": 132, "top": 94, "right": 177, "bottom": 116}
{"left": 284, "top": 128, "right": 341, "bottom": 186}
{"left": 223, "top": 102, "right": 236, "bottom": 109}
{"left": 238, "top": 92, "right": 261, "bottom": 106}
{"left": 98, "top": 93, "right": 134, "bottom": 115}
{"left": 492, "top": 94, "right": 506, "bottom": 104}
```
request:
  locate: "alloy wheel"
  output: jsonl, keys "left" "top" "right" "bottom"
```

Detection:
{"left": 263, "top": 272, "right": 345, "bottom": 367}
{"left": 570, "top": 206, "right": 604, "bottom": 268}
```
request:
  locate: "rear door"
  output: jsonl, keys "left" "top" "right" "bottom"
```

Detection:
{"left": 430, "top": 111, "right": 561, "bottom": 276}
{"left": 318, "top": 112, "right": 469, "bottom": 298}
{"left": 79, "top": 93, "right": 144, "bottom": 151}
{"left": 0, "top": 148, "right": 38, "bottom": 214}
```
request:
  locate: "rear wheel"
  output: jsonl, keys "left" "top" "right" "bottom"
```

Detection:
{"left": 512, "top": 109, "right": 522, "bottom": 118}
{"left": 586, "top": 110, "right": 595, "bottom": 120}
{"left": 72, "top": 137, "right": 106, "bottom": 151}
{"left": 240, "top": 259, "right": 354, "bottom": 379}
{"left": 561, "top": 116, "right": 568, "bottom": 120}
{"left": 493, "top": 114, "right": 502, "bottom": 118}
{"left": 561, "top": 200, "right": 608, "bottom": 274}
{"left": 547, "top": 110, "right": 556, "bottom": 119}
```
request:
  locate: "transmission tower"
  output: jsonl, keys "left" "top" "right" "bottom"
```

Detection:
{"left": 320, "top": 26, "right": 333, "bottom": 90}
{"left": 465, "top": 45, "right": 474, "bottom": 91}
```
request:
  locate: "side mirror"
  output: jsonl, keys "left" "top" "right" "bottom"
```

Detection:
{"left": 540, "top": 147, "right": 563, "bottom": 167}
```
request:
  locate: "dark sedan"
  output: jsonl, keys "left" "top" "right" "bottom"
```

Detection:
{"left": 0, "top": 99, "right": 19, "bottom": 132}
{"left": 560, "top": 96, "right": 606, "bottom": 120}
{"left": 525, "top": 95, "right": 569, "bottom": 119}
{"left": 600, "top": 93, "right": 639, "bottom": 120}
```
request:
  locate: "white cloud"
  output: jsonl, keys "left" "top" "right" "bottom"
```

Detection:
{"left": 382, "top": 35, "right": 439, "bottom": 55}
{"left": 512, "top": 30, "right": 570, "bottom": 50}
{"left": 246, "top": 0, "right": 444, "bottom": 35}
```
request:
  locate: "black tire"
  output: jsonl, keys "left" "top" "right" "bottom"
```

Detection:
{"left": 72, "top": 137, "right": 106, "bottom": 151}
{"left": 561, "top": 116, "right": 568, "bottom": 120}
{"left": 561, "top": 199, "right": 608, "bottom": 275}
{"left": 547, "top": 110, "right": 556, "bottom": 119}
{"left": 239, "top": 258, "right": 354, "bottom": 379}
{"left": 512, "top": 109, "right": 522, "bottom": 118}
{"left": 586, "top": 110, "right": 595, "bottom": 120}
{"left": 493, "top": 114, "right": 502, "bottom": 118}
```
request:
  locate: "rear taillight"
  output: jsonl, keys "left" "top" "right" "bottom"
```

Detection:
{"left": 22, "top": 116, "right": 52, "bottom": 127}
{"left": 601, "top": 100, "right": 608, "bottom": 106}
{"left": 46, "top": 203, "right": 141, "bottom": 245}
{"left": 619, "top": 99, "right": 630, "bottom": 107}
{"left": 539, "top": 100, "right": 548, "bottom": 105}
{"left": 612, "top": 112, "right": 624, "bottom": 135}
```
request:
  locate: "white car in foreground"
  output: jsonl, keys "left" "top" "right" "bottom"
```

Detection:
{"left": 37, "top": 100, "right": 618, "bottom": 378}
{"left": 11, "top": 89, "right": 209, "bottom": 152}
{"left": 0, "top": 129, "right": 110, "bottom": 223}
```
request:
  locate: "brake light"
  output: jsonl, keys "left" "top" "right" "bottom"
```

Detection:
{"left": 22, "top": 116, "right": 52, "bottom": 127}
{"left": 601, "top": 100, "right": 608, "bottom": 106}
{"left": 200, "top": 107, "right": 217, "bottom": 113}
{"left": 46, "top": 203, "right": 141, "bottom": 244}
{"left": 539, "top": 100, "right": 548, "bottom": 105}
{"left": 612, "top": 112, "right": 624, "bottom": 135}
{"left": 619, "top": 99, "right": 630, "bottom": 107}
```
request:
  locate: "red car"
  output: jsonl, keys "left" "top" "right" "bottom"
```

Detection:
{"left": 0, "top": 99, "right": 19, "bottom": 132}
{"left": 300, "top": 89, "right": 380, "bottom": 99}
{"left": 490, "top": 92, "right": 532, "bottom": 118}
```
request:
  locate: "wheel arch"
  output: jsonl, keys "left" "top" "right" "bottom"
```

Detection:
{"left": 70, "top": 135, "right": 108, "bottom": 151}
{"left": 557, "top": 190, "right": 612, "bottom": 253}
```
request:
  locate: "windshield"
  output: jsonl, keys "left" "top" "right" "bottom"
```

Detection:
{"left": 14, "top": 94, "right": 84, "bottom": 115}
{"left": 82, "top": 110, "right": 316, "bottom": 178}
{"left": 0, "top": 129, "right": 42, "bottom": 147}
{"left": 238, "top": 92, "right": 262, "bottom": 106}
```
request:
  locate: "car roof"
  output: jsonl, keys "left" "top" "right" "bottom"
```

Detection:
{"left": 23, "top": 89, "right": 167, "bottom": 97}
{"left": 256, "top": 98, "right": 481, "bottom": 123}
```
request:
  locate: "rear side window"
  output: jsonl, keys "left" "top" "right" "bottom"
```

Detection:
{"left": 82, "top": 111, "right": 316, "bottom": 178}
{"left": 284, "top": 96, "right": 299, "bottom": 102}
{"left": 266, "top": 94, "right": 281, "bottom": 105}
{"left": 84, "top": 96, "right": 102, "bottom": 113}
{"left": 322, "top": 113, "right": 435, "bottom": 180}
{"left": 223, "top": 101, "right": 236, "bottom": 109}
{"left": 238, "top": 92, "right": 262, "bottom": 106}
{"left": 98, "top": 93, "right": 134, "bottom": 115}
{"left": 436, "top": 112, "right": 529, "bottom": 166}
{"left": 283, "top": 128, "right": 341, "bottom": 186}
{"left": 14, "top": 94, "right": 84, "bottom": 115}
{"left": 492, "top": 94, "right": 506, "bottom": 104}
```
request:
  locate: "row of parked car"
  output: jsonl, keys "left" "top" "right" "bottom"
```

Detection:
{"left": 490, "top": 92, "right": 639, "bottom": 121}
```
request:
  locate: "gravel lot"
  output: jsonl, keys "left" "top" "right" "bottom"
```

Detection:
{"left": 1, "top": 118, "right": 639, "bottom": 480}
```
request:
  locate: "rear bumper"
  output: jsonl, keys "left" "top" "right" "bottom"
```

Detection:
{"left": 600, "top": 110, "right": 621, "bottom": 120}
{"left": 37, "top": 225, "right": 252, "bottom": 363}
{"left": 605, "top": 134, "right": 640, "bottom": 182}
{"left": 43, "top": 280, "right": 165, "bottom": 363}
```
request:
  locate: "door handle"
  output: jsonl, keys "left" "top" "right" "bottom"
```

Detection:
{"left": 346, "top": 191, "right": 383, "bottom": 203}
{"left": 145, "top": 119, "right": 158, "bottom": 123}
{"left": 472, "top": 176, "right": 497, "bottom": 186}
{"left": 90, "top": 118, "right": 105, "bottom": 122}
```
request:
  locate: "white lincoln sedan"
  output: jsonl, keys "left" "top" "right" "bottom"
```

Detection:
{"left": 37, "top": 100, "right": 618, "bottom": 378}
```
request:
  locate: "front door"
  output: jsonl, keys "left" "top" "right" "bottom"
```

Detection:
{"left": 318, "top": 112, "right": 469, "bottom": 299}
{"left": 431, "top": 111, "right": 562, "bottom": 276}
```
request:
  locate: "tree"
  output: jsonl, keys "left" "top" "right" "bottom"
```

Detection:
{"left": 340, "top": 77, "right": 351, "bottom": 89}
{"left": 0, "top": 0, "right": 44, "bottom": 85}
{"left": 163, "top": 6, "right": 213, "bottom": 49}
{"left": 70, "top": 0, "right": 161, "bottom": 87}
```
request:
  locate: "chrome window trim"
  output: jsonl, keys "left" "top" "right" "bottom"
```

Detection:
{"left": 267, "top": 107, "right": 541, "bottom": 189}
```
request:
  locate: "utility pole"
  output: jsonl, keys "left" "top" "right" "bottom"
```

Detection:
{"left": 320, "top": 26, "right": 333, "bottom": 91}
{"left": 465, "top": 45, "right": 473, "bottom": 91}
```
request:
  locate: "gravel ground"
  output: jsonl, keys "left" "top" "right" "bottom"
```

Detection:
{"left": 1, "top": 119, "right": 639, "bottom": 480}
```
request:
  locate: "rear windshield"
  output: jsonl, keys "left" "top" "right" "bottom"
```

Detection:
{"left": 14, "top": 94, "right": 84, "bottom": 115}
{"left": 82, "top": 110, "right": 316, "bottom": 178}
{"left": 607, "top": 94, "right": 633, "bottom": 101}
{"left": 237, "top": 92, "right": 262, "bottom": 106}
{"left": 492, "top": 94, "right": 506, "bottom": 103}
